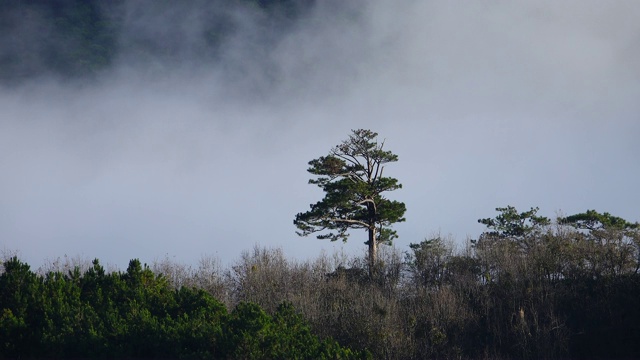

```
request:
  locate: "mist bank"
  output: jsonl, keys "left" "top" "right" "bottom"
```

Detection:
{"left": 1, "top": 0, "right": 639, "bottom": 271}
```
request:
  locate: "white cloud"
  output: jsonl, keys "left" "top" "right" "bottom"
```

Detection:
{"left": 1, "top": 0, "right": 639, "bottom": 268}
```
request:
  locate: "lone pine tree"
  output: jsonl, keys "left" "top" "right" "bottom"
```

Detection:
{"left": 294, "top": 129, "right": 406, "bottom": 275}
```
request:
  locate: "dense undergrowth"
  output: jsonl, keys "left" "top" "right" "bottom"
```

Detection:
{"left": 2, "top": 208, "right": 640, "bottom": 359}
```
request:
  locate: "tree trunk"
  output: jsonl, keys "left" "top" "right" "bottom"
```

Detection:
{"left": 368, "top": 226, "right": 377, "bottom": 277}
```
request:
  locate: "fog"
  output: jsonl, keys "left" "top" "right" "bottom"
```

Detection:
{"left": 2, "top": 0, "right": 639, "bottom": 269}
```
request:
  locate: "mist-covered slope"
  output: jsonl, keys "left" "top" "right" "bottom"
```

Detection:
{"left": 0, "top": 0, "right": 316, "bottom": 82}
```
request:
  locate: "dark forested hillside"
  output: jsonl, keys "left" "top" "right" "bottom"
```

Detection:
{"left": 0, "top": 0, "right": 315, "bottom": 83}
{"left": 2, "top": 208, "right": 640, "bottom": 359}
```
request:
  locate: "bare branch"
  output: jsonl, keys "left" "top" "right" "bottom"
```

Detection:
{"left": 332, "top": 151, "right": 363, "bottom": 170}
{"left": 327, "top": 218, "right": 369, "bottom": 227}
{"left": 357, "top": 198, "right": 377, "bottom": 213}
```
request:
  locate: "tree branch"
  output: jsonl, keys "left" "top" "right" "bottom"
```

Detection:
{"left": 357, "top": 198, "right": 377, "bottom": 213}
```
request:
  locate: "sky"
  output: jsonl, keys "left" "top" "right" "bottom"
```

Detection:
{"left": 1, "top": 0, "right": 639, "bottom": 270}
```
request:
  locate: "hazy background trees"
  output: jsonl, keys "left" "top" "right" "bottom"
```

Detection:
{"left": 0, "top": 0, "right": 315, "bottom": 83}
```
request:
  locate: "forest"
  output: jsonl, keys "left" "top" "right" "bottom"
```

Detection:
{"left": 2, "top": 1, "right": 639, "bottom": 358}
{"left": 2, "top": 207, "right": 640, "bottom": 359}
{"left": 0, "top": 0, "right": 315, "bottom": 83}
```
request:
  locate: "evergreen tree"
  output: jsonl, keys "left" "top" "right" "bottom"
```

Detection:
{"left": 294, "top": 129, "right": 406, "bottom": 275}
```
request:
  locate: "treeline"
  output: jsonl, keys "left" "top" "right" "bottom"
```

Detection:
{"left": 0, "top": 257, "right": 366, "bottom": 359}
{"left": 2, "top": 207, "right": 640, "bottom": 359}
{"left": 0, "top": 0, "right": 315, "bottom": 83}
